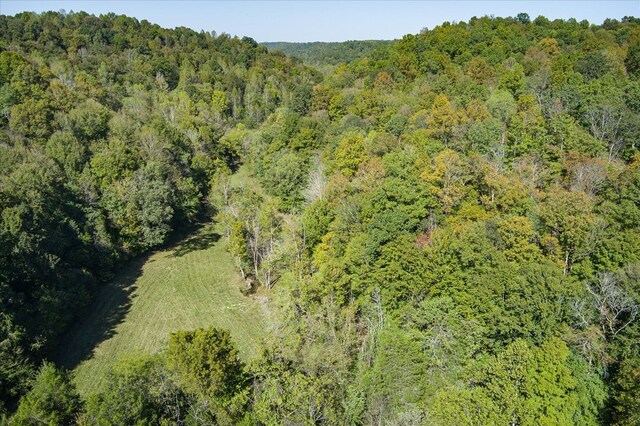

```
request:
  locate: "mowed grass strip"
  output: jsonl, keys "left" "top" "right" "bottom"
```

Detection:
{"left": 59, "top": 223, "right": 265, "bottom": 396}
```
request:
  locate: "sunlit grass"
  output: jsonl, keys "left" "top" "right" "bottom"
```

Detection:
{"left": 58, "top": 223, "right": 266, "bottom": 396}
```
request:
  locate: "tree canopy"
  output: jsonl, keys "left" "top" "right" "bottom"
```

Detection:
{"left": 2, "top": 10, "right": 640, "bottom": 425}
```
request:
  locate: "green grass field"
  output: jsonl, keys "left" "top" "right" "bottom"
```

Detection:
{"left": 56, "top": 223, "right": 266, "bottom": 396}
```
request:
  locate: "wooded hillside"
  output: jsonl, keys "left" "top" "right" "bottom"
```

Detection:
{"left": 262, "top": 40, "right": 393, "bottom": 66}
{"left": 1, "top": 11, "right": 639, "bottom": 425}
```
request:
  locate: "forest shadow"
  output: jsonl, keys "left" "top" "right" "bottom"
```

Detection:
{"left": 170, "top": 226, "right": 221, "bottom": 257}
{"left": 53, "top": 254, "right": 148, "bottom": 371}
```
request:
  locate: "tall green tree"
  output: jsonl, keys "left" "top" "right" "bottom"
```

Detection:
{"left": 11, "top": 363, "right": 81, "bottom": 426}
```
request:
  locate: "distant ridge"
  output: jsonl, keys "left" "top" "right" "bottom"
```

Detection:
{"left": 262, "top": 40, "right": 393, "bottom": 65}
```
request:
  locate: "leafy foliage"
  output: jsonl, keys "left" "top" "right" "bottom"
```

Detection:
{"left": 0, "top": 10, "right": 317, "bottom": 410}
{"left": 11, "top": 363, "right": 81, "bottom": 426}
{"left": 3, "top": 10, "right": 640, "bottom": 425}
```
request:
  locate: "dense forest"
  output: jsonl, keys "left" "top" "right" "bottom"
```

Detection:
{"left": 262, "top": 41, "right": 393, "bottom": 66}
{"left": 1, "top": 10, "right": 640, "bottom": 426}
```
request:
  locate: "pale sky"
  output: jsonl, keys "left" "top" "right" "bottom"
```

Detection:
{"left": 1, "top": 1, "right": 639, "bottom": 42}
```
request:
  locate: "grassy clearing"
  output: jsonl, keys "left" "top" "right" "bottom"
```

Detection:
{"left": 56, "top": 223, "right": 266, "bottom": 396}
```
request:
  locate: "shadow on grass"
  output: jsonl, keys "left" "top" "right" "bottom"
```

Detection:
{"left": 53, "top": 254, "right": 148, "bottom": 372}
{"left": 171, "top": 229, "right": 221, "bottom": 257}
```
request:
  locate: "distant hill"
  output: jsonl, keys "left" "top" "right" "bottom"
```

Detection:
{"left": 262, "top": 40, "right": 393, "bottom": 65}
